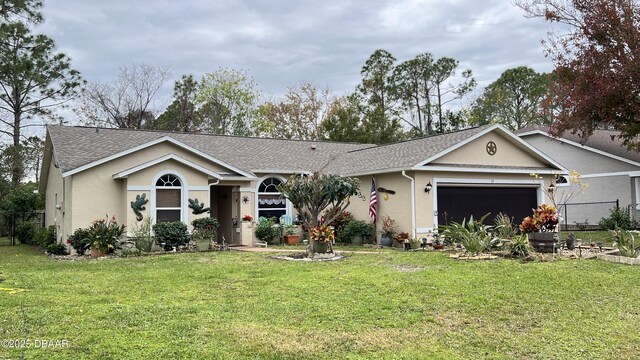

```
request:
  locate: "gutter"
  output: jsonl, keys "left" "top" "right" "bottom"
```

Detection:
{"left": 401, "top": 171, "right": 416, "bottom": 240}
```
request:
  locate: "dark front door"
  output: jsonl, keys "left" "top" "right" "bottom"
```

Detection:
{"left": 437, "top": 186, "right": 537, "bottom": 226}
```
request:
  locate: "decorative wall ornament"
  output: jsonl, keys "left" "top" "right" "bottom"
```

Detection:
{"left": 377, "top": 187, "right": 396, "bottom": 195}
{"left": 130, "top": 194, "right": 148, "bottom": 221}
{"left": 486, "top": 141, "right": 497, "bottom": 155}
{"left": 188, "top": 198, "right": 210, "bottom": 215}
{"left": 242, "top": 195, "right": 250, "bottom": 204}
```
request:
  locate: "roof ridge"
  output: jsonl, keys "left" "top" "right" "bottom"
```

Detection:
{"left": 49, "top": 124, "right": 373, "bottom": 146}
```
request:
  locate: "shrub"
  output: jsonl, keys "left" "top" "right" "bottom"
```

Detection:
{"left": 339, "top": 220, "right": 373, "bottom": 244}
{"left": 34, "top": 225, "right": 56, "bottom": 247}
{"left": 16, "top": 223, "right": 36, "bottom": 245}
{"left": 330, "top": 210, "right": 354, "bottom": 236}
{"left": 152, "top": 221, "right": 188, "bottom": 250}
{"left": 612, "top": 227, "right": 639, "bottom": 257}
{"left": 519, "top": 204, "right": 559, "bottom": 233}
{"left": 46, "top": 243, "right": 68, "bottom": 255}
{"left": 87, "top": 216, "right": 125, "bottom": 253}
{"left": 68, "top": 228, "right": 91, "bottom": 255}
{"left": 599, "top": 207, "right": 638, "bottom": 230}
{"left": 509, "top": 234, "right": 531, "bottom": 258}
{"left": 131, "top": 217, "right": 154, "bottom": 252}
{"left": 255, "top": 217, "right": 280, "bottom": 244}
{"left": 191, "top": 217, "right": 220, "bottom": 240}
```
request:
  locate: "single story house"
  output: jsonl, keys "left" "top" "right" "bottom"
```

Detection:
{"left": 40, "top": 124, "right": 565, "bottom": 249}
{"left": 518, "top": 125, "right": 640, "bottom": 227}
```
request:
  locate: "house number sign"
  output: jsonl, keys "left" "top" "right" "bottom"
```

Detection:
{"left": 486, "top": 141, "right": 497, "bottom": 155}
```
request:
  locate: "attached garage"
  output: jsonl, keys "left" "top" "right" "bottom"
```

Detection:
{"left": 436, "top": 184, "right": 540, "bottom": 226}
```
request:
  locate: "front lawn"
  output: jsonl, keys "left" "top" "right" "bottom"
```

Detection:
{"left": 0, "top": 246, "right": 639, "bottom": 359}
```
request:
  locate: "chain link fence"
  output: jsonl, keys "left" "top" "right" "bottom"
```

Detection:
{"left": 0, "top": 211, "right": 46, "bottom": 246}
{"left": 558, "top": 200, "right": 618, "bottom": 231}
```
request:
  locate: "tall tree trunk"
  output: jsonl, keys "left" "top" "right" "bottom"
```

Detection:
{"left": 12, "top": 110, "right": 22, "bottom": 186}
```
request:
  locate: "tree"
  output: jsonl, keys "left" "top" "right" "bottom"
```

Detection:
{"left": 392, "top": 53, "right": 435, "bottom": 135}
{"left": 392, "top": 53, "right": 475, "bottom": 136}
{"left": 196, "top": 68, "right": 259, "bottom": 136}
{"left": 276, "top": 173, "right": 360, "bottom": 254}
{"left": 0, "top": 0, "right": 42, "bottom": 23}
{"left": 253, "top": 82, "right": 331, "bottom": 140}
{"left": 320, "top": 95, "right": 366, "bottom": 142}
{"left": 517, "top": 0, "right": 640, "bottom": 149}
{"left": 0, "top": 12, "right": 83, "bottom": 185}
{"left": 75, "top": 63, "right": 169, "bottom": 129}
{"left": 469, "top": 66, "right": 550, "bottom": 130}
{"left": 431, "top": 57, "right": 476, "bottom": 133}
{"left": 355, "top": 50, "right": 404, "bottom": 144}
{"left": 155, "top": 75, "right": 199, "bottom": 132}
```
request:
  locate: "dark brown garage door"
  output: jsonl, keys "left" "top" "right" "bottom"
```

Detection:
{"left": 437, "top": 186, "right": 538, "bottom": 226}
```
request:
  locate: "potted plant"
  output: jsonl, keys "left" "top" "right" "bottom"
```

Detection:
{"left": 309, "top": 224, "right": 334, "bottom": 253}
{"left": 87, "top": 215, "right": 125, "bottom": 258}
{"left": 519, "top": 204, "right": 559, "bottom": 252}
{"left": 242, "top": 214, "right": 253, "bottom": 222}
{"left": 283, "top": 224, "right": 300, "bottom": 245}
{"left": 341, "top": 220, "right": 373, "bottom": 245}
{"left": 394, "top": 231, "right": 410, "bottom": 246}
{"left": 432, "top": 234, "right": 445, "bottom": 250}
{"left": 192, "top": 217, "right": 220, "bottom": 250}
{"left": 379, "top": 216, "right": 397, "bottom": 247}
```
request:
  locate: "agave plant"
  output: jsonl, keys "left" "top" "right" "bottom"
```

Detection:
{"left": 440, "top": 213, "right": 501, "bottom": 253}
{"left": 612, "top": 227, "right": 640, "bottom": 258}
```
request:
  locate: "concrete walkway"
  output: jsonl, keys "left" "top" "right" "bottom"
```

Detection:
{"left": 231, "top": 246, "right": 383, "bottom": 254}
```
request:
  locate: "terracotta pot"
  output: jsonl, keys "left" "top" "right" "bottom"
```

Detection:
{"left": 284, "top": 235, "right": 300, "bottom": 245}
{"left": 432, "top": 244, "right": 445, "bottom": 250}
{"left": 91, "top": 247, "right": 106, "bottom": 258}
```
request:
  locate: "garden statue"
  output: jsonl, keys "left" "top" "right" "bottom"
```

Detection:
{"left": 188, "top": 198, "right": 210, "bottom": 215}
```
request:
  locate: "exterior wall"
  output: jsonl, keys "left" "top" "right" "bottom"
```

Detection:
{"left": 434, "top": 132, "right": 547, "bottom": 167}
{"left": 44, "top": 158, "right": 66, "bottom": 244}
{"left": 523, "top": 134, "right": 640, "bottom": 174}
{"left": 349, "top": 173, "right": 413, "bottom": 241}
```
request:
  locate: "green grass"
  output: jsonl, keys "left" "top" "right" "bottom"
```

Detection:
{"left": 1, "top": 246, "right": 639, "bottom": 359}
{"left": 560, "top": 230, "right": 613, "bottom": 245}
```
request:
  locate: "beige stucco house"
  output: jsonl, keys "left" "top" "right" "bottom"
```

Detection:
{"left": 39, "top": 124, "right": 566, "bottom": 249}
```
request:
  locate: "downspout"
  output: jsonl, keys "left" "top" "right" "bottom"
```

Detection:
{"left": 401, "top": 171, "right": 416, "bottom": 240}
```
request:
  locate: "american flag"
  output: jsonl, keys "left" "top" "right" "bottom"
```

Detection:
{"left": 369, "top": 177, "right": 377, "bottom": 222}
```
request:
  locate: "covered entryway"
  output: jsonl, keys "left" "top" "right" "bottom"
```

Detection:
{"left": 436, "top": 185, "right": 538, "bottom": 226}
{"left": 210, "top": 185, "right": 238, "bottom": 244}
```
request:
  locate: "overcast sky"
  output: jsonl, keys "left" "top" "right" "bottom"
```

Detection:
{"left": 36, "top": 0, "right": 555, "bottom": 125}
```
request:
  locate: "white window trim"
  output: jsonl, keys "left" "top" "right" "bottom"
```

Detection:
{"left": 255, "top": 174, "right": 291, "bottom": 221}
{"left": 431, "top": 178, "right": 545, "bottom": 229}
{"left": 151, "top": 171, "right": 189, "bottom": 225}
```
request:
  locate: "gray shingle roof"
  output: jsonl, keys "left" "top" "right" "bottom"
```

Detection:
{"left": 47, "top": 125, "right": 373, "bottom": 176}
{"left": 517, "top": 125, "right": 640, "bottom": 164}
{"left": 322, "top": 125, "right": 491, "bottom": 175}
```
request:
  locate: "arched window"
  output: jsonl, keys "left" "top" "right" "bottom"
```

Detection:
{"left": 155, "top": 174, "right": 182, "bottom": 223}
{"left": 257, "top": 177, "right": 287, "bottom": 221}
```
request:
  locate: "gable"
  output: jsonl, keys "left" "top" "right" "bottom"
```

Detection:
{"left": 61, "top": 136, "right": 254, "bottom": 179}
{"left": 522, "top": 133, "right": 640, "bottom": 173}
{"left": 428, "top": 131, "right": 551, "bottom": 169}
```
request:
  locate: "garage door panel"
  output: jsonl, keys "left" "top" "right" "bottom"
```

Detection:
{"left": 437, "top": 186, "right": 537, "bottom": 226}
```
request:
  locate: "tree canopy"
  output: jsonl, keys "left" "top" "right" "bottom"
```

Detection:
{"left": 518, "top": 0, "right": 640, "bottom": 149}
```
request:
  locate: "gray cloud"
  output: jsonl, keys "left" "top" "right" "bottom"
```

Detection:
{"left": 35, "top": 0, "right": 555, "bottom": 123}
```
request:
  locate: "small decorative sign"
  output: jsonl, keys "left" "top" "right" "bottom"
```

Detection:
{"left": 377, "top": 187, "right": 396, "bottom": 195}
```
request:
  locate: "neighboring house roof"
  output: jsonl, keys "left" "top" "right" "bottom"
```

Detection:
{"left": 46, "top": 125, "right": 374, "bottom": 177}
{"left": 324, "top": 124, "right": 565, "bottom": 176}
{"left": 517, "top": 125, "right": 640, "bottom": 164}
